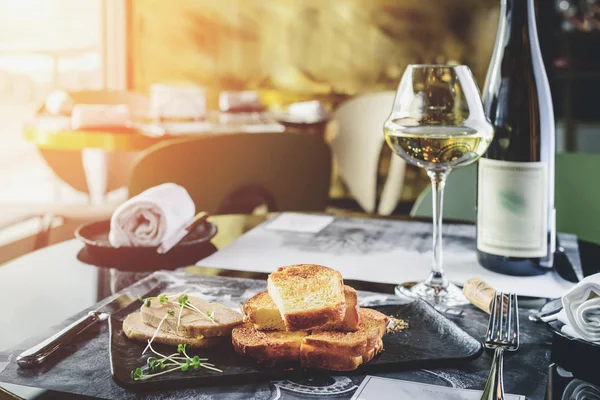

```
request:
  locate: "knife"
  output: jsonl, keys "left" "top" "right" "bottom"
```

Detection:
{"left": 16, "top": 276, "right": 166, "bottom": 368}
{"left": 157, "top": 212, "right": 209, "bottom": 255}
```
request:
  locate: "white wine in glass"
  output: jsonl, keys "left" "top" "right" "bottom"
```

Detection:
{"left": 384, "top": 65, "right": 494, "bottom": 306}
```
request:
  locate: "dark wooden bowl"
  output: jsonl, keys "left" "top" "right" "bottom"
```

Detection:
{"left": 75, "top": 219, "right": 218, "bottom": 271}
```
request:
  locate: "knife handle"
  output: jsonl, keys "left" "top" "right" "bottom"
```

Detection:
{"left": 16, "top": 311, "right": 106, "bottom": 368}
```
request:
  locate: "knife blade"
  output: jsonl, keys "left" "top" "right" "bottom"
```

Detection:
{"left": 17, "top": 275, "right": 166, "bottom": 368}
{"left": 157, "top": 212, "right": 209, "bottom": 255}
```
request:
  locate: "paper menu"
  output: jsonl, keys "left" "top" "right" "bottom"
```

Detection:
{"left": 265, "top": 213, "right": 334, "bottom": 233}
{"left": 351, "top": 376, "right": 525, "bottom": 400}
{"left": 197, "top": 213, "right": 576, "bottom": 298}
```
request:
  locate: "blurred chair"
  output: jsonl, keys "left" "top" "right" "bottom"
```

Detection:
{"left": 128, "top": 133, "right": 332, "bottom": 214}
{"left": 555, "top": 153, "right": 600, "bottom": 244}
{"left": 410, "top": 153, "right": 600, "bottom": 244}
{"left": 331, "top": 92, "right": 406, "bottom": 215}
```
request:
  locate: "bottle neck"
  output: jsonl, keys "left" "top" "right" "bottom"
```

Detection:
{"left": 501, "top": 0, "right": 535, "bottom": 42}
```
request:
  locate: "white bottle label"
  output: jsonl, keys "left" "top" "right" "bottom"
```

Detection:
{"left": 477, "top": 158, "right": 548, "bottom": 257}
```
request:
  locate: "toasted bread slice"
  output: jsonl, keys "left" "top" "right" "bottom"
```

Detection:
{"left": 233, "top": 308, "right": 388, "bottom": 371}
{"left": 242, "top": 291, "right": 287, "bottom": 331}
{"left": 300, "top": 336, "right": 383, "bottom": 371}
{"left": 320, "top": 286, "right": 360, "bottom": 331}
{"left": 141, "top": 294, "right": 243, "bottom": 338}
{"left": 302, "top": 308, "right": 389, "bottom": 357}
{"left": 267, "top": 264, "right": 345, "bottom": 331}
{"left": 231, "top": 324, "right": 308, "bottom": 367}
{"left": 123, "top": 312, "right": 228, "bottom": 348}
{"left": 243, "top": 286, "right": 360, "bottom": 331}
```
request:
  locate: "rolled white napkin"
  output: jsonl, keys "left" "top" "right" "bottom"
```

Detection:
{"left": 108, "top": 183, "right": 195, "bottom": 248}
{"left": 71, "top": 104, "right": 130, "bottom": 129}
{"left": 45, "top": 90, "right": 75, "bottom": 115}
{"left": 287, "top": 100, "right": 327, "bottom": 122}
{"left": 557, "top": 273, "right": 600, "bottom": 343}
{"left": 149, "top": 83, "right": 206, "bottom": 120}
{"left": 218, "top": 90, "right": 261, "bottom": 112}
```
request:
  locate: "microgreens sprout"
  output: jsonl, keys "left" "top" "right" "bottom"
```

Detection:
{"left": 131, "top": 343, "right": 222, "bottom": 381}
{"left": 178, "top": 294, "right": 189, "bottom": 306}
{"left": 158, "top": 294, "right": 169, "bottom": 305}
{"left": 138, "top": 296, "right": 151, "bottom": 307}
{"left": 181, "top": 359, "right": 191, "bottom": 372}
{"left": 137, "top": 293, "right": 172, "bottom": 309}
{"left": 176, "top": 294, "right": 188, "bottom": 330}
{"left": 131, "top": 367, "right": 143, "bottom": 380}
{"left": 142, "top": 310, "right": 174, "bottom": 355}
{"left": 163, "top": 293, "right": 217, "bottom": 326}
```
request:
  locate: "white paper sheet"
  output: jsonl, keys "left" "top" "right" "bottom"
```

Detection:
{"left": 265, "top": 213, "right": 334, "bottom": 233}
{"left": 197, "top": 213, "right": 576, "bottom": 298}
{"left": 351, "top": 376, "right": 525, "bottom": 400}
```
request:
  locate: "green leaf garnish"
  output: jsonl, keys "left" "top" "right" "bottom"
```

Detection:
{"left": 177, "top": 294, "right": 188, "bottom": 306}
{"left": 166, "top": 309, "right": 175, "bottom": 317}
{"left": 138, "top": 296, "right": 151, "bottom": 307}
{"left": 180, "top": 359, "right": 190, "bottom": 372}
{"left": 159, "top": 294, "right": 168, "bottom": 305}
{"left": 192, "top": 355, "right": 201, "bottom": 370}
{"left": 133, "top": 343, "right": 221, "bottom": 381}
{"left": 147, "top": 357, "right": 161, "bottom": 372}
{"left": 131, "top": 367, "right": 143, "bottom": 381}
{"left": 206, "top": 311, "right": 215, "bottom": 321}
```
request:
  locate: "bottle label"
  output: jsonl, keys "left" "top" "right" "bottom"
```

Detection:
{"left": 477, "top": 158, "right": 548, "bottom": 257}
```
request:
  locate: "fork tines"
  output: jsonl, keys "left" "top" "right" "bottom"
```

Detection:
{"left": 486, "top": 292, "right": 519, "bottom": 350}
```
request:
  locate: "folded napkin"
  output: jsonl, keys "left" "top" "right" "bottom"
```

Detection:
{"left": 287, "top": 100, "right": 327, "bottom": 122}
{"left": 71, "top": 104, "right": 130, "bottom": 129}
{"left": 557, "top": 273, "right": 600, "bottom": 343}
{"left": 109, "top": 183, "right": 195, "bottom": 248}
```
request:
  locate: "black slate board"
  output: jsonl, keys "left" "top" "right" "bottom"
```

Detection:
{"left": 109, "top": 292, "right": 483, "bottom": 391}
{"left": 0, "top": 271, "right": 552, "bottom": 400}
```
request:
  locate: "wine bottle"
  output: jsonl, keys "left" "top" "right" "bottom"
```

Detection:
{"left": 477, "top": 0, "right": 556, "bottom": 276}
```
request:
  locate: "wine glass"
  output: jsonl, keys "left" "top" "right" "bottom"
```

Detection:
{"left": 384, "top": 65, "right": 494, "bottom": 306}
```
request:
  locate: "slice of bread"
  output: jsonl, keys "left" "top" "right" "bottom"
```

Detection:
{"left": 231, "top": 324, "right": 308, "bottom": 367}
{"left": 232, "top": 308, "right": 388, "bottom": 371}
{"left": 243, "top": 286, "right": 360, "bottom": 331}
{"left": 242, "top": 291, "right": 287, "bottom": 331}
{"left": 299, "top": 336, "right": 383, "bottom": 371}
{"left": 301, "top": 308, "right": 389, "bottom": 357}
{"left": 267, "top": 264, "right": 345, "bottom": 331}
{"left": 123, "top": 312, "right": 228, "bottom": 348}
{"left": 320, "top": 286, "right": 360, "bottom": 331}
{"left": 141, "top": 295, "right": 243, "bottom": 338}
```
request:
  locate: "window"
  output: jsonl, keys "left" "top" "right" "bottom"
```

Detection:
{"left": 0, "top": 0, "right": 104, "bottom": 204}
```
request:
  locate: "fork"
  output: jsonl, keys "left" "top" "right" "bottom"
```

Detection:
{"left": 480, "top": 292, "right": 520, "bottom": 400}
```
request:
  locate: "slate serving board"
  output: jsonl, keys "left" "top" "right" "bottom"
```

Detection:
{"left": 0, "top": 270, "right": 557, "bottom": 399}
{"left": 109, "top": 285, "right": 483, "bottom": 391}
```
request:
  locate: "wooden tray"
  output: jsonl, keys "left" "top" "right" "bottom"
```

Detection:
{"left": 109, "top": 282, "right": 483, "bottom": 391}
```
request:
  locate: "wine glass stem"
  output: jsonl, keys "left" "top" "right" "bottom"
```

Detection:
{"left": 426, "top": 170, "right": 449, "bottom": 292}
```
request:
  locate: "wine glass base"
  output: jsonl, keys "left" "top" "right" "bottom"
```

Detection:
{"left": 395, "top": 281, "right": 469, "bottom": 307}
